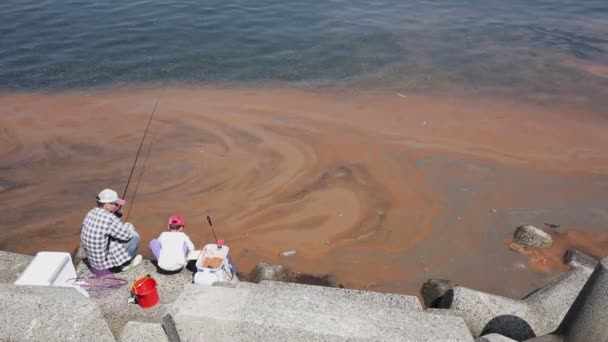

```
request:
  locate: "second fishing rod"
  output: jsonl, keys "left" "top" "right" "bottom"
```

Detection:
{"left": 115, "top": 92, "right": 162, "bottom": 218}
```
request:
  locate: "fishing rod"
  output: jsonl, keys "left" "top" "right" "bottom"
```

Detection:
{"left": 194, "top": 215, "right": 222, "bottom": 267}
{"left": 115, "top": 93, "right": 162, "bottom": 218}
{"left": 207, "top": 215, "right": 220, "bottom": 244}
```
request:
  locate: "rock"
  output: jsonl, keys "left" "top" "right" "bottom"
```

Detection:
{"left": 513, "top": 225, "right": 552, "bottom": 248}
{"left": 250, "top": 262, "right": 290, "bottom": 283}
{"left": 0, "top": 251, "right": 34, "bottom": 284}
{"left": 119, "top": 321, "right": 169, "bottom": 342}
{"left": 421, "top": 278, "right": 455, "bottom": 308}
{"left": 0, "top": 284, "right": 114, "bottom": 341}
{"left": 74, "top": 244, "right": 87, "bottom": 265}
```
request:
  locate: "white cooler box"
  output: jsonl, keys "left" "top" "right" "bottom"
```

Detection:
{"left": 193, "top": 243, "right": 237, "bottom": 286}
{"left": 14, "top": 251, "right": 88, "bottom": 297}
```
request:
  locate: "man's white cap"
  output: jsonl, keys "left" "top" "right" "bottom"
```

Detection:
{"left": 97, "top": 188, "right": 125, "bottom": 205}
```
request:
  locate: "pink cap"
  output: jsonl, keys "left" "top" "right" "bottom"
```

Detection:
{"left": 168, "top": 215, "right": 185, "bottom": 226}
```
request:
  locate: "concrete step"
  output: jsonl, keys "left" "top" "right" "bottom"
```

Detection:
{"left": 75, "top": 259, "right": 194, "bottom": 337}
{"left": 165, "top": 284, "right": 474, "bottom": 341}
{"left": 0, "top": 251, "right": 34, "bottom": 284}
{"left": 239, "top": 280, "right": 423, "bottom": 312}
{"left": 0, "top": 284, "right": 115, "bottom": 342}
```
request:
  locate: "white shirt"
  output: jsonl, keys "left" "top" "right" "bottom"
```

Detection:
{"left": 157, "top": 231, "right": 195, "bottom": 271}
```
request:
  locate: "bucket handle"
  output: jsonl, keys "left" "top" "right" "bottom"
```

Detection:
{"left": 132, "top": 277, "right": 153, "bottom": 295}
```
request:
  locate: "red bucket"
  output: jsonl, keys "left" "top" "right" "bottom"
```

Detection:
{"left": 132, "top": 277, "right": 159, "bottom": 308}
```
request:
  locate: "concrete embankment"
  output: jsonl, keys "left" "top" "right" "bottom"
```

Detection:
{"left": 0, "top": 249, "right": 606, "bottom": 341}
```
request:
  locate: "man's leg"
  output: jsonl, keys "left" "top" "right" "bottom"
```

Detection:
{"left": 150, "top": 239, "right": 161, "bottom": 259}
{"left": 123, "top": 231, "right": 141, "bottom": 258}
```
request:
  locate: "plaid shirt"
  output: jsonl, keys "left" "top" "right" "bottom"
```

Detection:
{"left": 80, "top": 207, "right": 135, "bottom": 270}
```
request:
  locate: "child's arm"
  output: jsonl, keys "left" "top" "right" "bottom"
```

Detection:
{"left": 185, "top": 235, "right": 195, "bottom": 251}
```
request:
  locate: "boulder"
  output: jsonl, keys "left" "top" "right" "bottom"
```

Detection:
{"left": 513, "top": 225, "right": 552, "bottom": 248}
{"left": 250, "top": 262, "right": 290, "bottom": 283}
{"left": 421, "top": 278, "right": 455, "bottom": 308}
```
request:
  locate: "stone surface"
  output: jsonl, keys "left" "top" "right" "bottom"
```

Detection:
{"left": 250, "top": 262, "right": 290, "bottom": 283}
{"left": 0, "top": 250, "right": 34, "bottom": 284}
{"left": 439, "top": 287, "right": 532, "bottom": 340}
{"left": 76, "top": 259, "right": 194, "bottom": 337}
{"left": 554, "top": 257, "right": 608, "bottom": 342}
{"left": 253, "top": 279, "right": 422, "bottom": 311}
{"left": 522, "top": 262, "right": 595, "bottom": 335}
{"left": 165, "top": 283, "right": 474, "bottom": 341}
{"left": 0, "top": 284, "right": 114, "bottom": 341}
{"left": 476, "top": 333, "right": 518, "bottom": 342}
{"left": 119, "top": 321, "right": 169, "bottom": 342}
{"left": 525, "top": 335, "right": 563, "bottom": 342}
{"left": 420, "top": 278, "right": 454, "bottom": 308}
{"left": 513, "top": 225, "right": 552, "bottom": 248}
{"left": 563, "top": 249, "right": 597, "bottom": 270}
{"left": 439, "top": 250, "right": 597, "bottom": 340}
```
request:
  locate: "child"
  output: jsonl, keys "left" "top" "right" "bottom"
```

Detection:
{"left": 149, "top": 215, "right": 195, "bottom": 272}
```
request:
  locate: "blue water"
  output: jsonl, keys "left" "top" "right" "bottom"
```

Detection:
{"left": 1, "top": 0, "right": 607, "bottom": 101}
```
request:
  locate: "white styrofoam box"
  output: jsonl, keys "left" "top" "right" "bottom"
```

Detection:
{"left": 14, "top": 251, "right": 88, "bottom": 297}
{"left": 193, "top": 244, "right": 237, "bottom": 286}
{"left": 187, "top": 249, "right": 201, "bottom": 261}
{"left": 196, "top": 244, "right": 229, "bottom": 271}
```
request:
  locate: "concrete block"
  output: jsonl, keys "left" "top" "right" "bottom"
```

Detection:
{"left": 439, "top": 287, "right": 533, "bottom": 340}
{"left": 119, "top": 321, "right": 169, "bottom": 342}
{"left": 76, "top": 259, "right": 193, "bottom": 336}
{"left": 420, "top": 278, "right": 454, "bottom": 308}
{"left": 555, "top": 257, "right": 608, "bottom": 341}
{"left": 165, "top": 284, "right": 474, "bottom": 341}
{"left": 256, "top": 280, "right": 422, "bottom": 311}
{"left": 439, "top": 250, "right": 597, "bottom": 340}
{"left": 522, "top": 264, "right": 594, "bottom": 334}
{"left": 0, "top": 251, "right": 33, "bottom": 284}
{"left": 0, "top": 284, "right": 114, "bottom": 341}
{"left": 524, "top": 335, "right": 563, "bottom": 342}
{"left": 563, "top": 249, "right": 597, "bottom": 271}
{"left": 476, "top": 333, "right": 518, "bottom": 342}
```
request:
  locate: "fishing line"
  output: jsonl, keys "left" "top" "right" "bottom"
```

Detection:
{"left": 116, "top": 90, "right": 163, "bottom": 220}
{"left": 123, "top": 92, "right": 162, "bottom": 200}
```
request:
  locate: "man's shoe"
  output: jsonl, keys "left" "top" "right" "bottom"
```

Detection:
{"left": 122, "top": 254, "right": 143, "bottom": 271}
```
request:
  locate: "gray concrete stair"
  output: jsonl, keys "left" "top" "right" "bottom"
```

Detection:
{"left": 76, "top": 259, "right": 193, "bottom": 337}
{"left": 164, "top": 283, "right": 474, "bottom": 341}
{"left": 242, "top": 279, "right": 423, "bottom": 311}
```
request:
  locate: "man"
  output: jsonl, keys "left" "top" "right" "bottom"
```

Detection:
{"left": 81, "top": 188, "right": 142, "bottom": 274}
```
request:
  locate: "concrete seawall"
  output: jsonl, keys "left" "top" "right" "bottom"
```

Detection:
{"left": 0, "top": 250, "right": 605, "bottom": 341}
